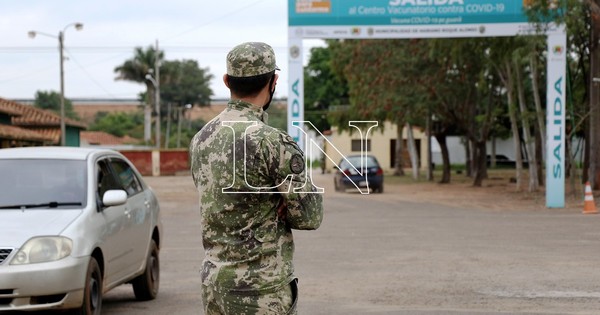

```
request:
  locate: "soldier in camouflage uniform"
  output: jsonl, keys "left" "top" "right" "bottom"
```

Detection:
{"left": 190, "top": 42, "right": 323, "bottom": 315}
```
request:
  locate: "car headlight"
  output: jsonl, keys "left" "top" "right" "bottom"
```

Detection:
{"left": 10, "top": 236, "right": 73, "bottom": 265}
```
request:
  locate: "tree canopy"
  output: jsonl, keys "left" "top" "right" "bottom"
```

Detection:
{"left": 33, "top": 90, "right": 79, "bottom": 120}
{"left": 304, "top": 0, "right": 592, "bottom": 189}
{"left": 114, "top": 45, "right": 214, "bottom": 147}
{"left": 304, "top": 42, "right": 349, "bottom": 132}
{"left": 160, "top": 59, "right": 213, "bottom": 107}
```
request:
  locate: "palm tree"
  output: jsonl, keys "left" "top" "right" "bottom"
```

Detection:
{"left": 114, "top": 46, "right": 164, "bottom": 144}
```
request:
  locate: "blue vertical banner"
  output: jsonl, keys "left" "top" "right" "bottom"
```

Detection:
{"left": 288, "top": 30, "right": 305, "bottom": 152}
{"left": 546, "top": 27, "right": 567, "bottom": 208}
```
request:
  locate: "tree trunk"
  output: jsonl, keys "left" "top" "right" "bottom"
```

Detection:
{"left": 406, "top": 123, "right": 420, "bottom": 180}
{"left": 144, "top": 104, "right": 152, "bottom": 145}
{"left": 491, "top": 136, "right": 497, "bottom": 168}
{"left": 165, "top": 103, "right": 172, "bottom": 149}
{"left": 584, "top": 121, "right": 590, "bottom": 183}
{"left": 465, "top": 137, "right": 472, "bottom": 177}
{"left": 472, "top": 140, "right": 487, "bottom": 187}
{"left": 567, "top": 133, "right": 579, "bottom": 199}
{"left": 470, "top": 138, "right": 478, "bottom": 179}
{"left": 501, "top": 60, "right": 523, "bottom": 191}
{"left": 394, "top": 121, "right": 406, "bottom": 176}
{"left": 426, "top": 112, "right": 434, "bottom": 181}
{"left": 435, "top": 133, "right": 451, "bottom": 184}
{"left": 535, "top": 127, "right": 545, "bottom": 186}
{"left": 515, "top": 59, "right": 539, "bottom": 192}
{"left": 589, "top": 3, "right": 600, "bottom": 189}
{"left": 530, "top": 54, "right": 546, "bottom": 153}
{"left": 146, "top": 82, "right": 157, "bottom": 146}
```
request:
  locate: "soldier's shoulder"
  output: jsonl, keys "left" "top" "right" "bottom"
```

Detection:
{"left": 252, "top": 124, "right": 288, "bottom": 144}
{"left": 190, "top": 118, "right": 220, "bottom": 148}
{"left": 261, "top": 127, "right": 303, "bottom": 154}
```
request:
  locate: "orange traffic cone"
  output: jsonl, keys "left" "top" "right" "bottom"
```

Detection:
{"left": 583, "top": 182, "right": 599, "bottom": 214}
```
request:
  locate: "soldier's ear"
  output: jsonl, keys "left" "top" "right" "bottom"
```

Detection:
{"left": 223, "top": 74, "right": 230, "bottom": 88}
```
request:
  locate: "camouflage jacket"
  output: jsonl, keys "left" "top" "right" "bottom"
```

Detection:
{"left": 190, "top": 99, "right": 323, "bottom": 295}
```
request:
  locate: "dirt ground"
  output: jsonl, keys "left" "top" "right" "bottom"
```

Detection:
{"left": 385, "top": 169, "right": 587, "bottom": 212}
{"left": 176, "top": 166, "right": 590, "bottom": 212}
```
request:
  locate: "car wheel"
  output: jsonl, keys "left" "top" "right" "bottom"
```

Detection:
{"left": 132, "top": 240, "right": 160, "bottom": 301}
{"left": 334, "top": 179, "right": 344, "bottom": 193}
{"left": 72, "top": 257, "right": 102, "bottom": 315}
{"left": 374, "top": 184, "right": 384, "bottom": 194}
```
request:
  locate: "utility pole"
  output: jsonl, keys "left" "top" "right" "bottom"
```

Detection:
{"left": 165, "top": 103, "right": 171, "bottom": 149}
{"left": 155, "top": 39, "right": 161, "bottom": 149}
{"left": 58, "top": 31, "right": 66, "bottom": 146}
{"left": 28, "top": 23, "right": 83, "bottom": 146}
{"left": 177, "top": 105, "right": 182, "bottom": 148}
{"left": 144, "top": 98, "right": 151, "bottom": 145}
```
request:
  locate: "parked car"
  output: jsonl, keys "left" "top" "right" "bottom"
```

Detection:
{"left": 0, "top": 147, "right": 162, "bottom": 314}
{"left": 486, "top": 154, "right": 528, "bottom": 168}
{"left": 334, "top": 155, "right": 384, "bottom": 193}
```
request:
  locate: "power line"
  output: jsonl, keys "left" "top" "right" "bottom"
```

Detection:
{"left": 0, "top": 0, "right": 317, "bottom": 100}
{"left": 0, "top": 64, "right": 56, "bottom": 83}
{"left": 0, "top": 0, "right": 274, "bottom": 56}
{"left": 163, "top": 0, "right": 269, "bottom": 42}
{"left": 0, "top": 45, "right": 291, "bottom": 53}
{"left": 64, "top": 47, "right": 117, "bottom": 98}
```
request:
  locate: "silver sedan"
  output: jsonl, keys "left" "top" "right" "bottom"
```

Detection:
{"left": 0, "top": 147, "right": 162, "bottom": 315}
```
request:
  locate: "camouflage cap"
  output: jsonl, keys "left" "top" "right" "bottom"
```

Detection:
{"left": 226, "top": 42, "right": 279, "bottom": 77}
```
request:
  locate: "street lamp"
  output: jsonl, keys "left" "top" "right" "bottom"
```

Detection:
{"left": 28, "top": 22, "right": 83, "bottom": 146}
{"left": 145, "top": 73, "right": 161, "bottom": 148}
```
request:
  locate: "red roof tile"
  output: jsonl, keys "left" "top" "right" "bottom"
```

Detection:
{"left": 0, "top": 98, "right": 87, "bottom": 129}
{"left": 26, "top": 128, "right": 61, "bottom": 144}
{"left": 0, "top": 106, "right": 22, "bottom": 116}
{"left": 81, "top": 131, "right": 128, "bottom": 145}
{"left": 0, "top": 124, "right": 53, "bottom": 142}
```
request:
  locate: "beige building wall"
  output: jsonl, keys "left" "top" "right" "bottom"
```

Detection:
{"left": 322, "top": 121, "right": 428, "bottom": 173}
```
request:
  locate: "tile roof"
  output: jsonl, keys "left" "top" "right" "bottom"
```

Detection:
{"left": 0, "top": 106, "right": 22, "bottom": 116}
{"left": 0, "top": 124, "right": 53, "bottom": 142}
{"left": 0, "top": 98, "right": 87, "bottom": 129}
{"left": 26, "top": 127, "right": 62, "bottom": 144}
{"left": 81, "top": 131, "right": 133, "bottom": 145}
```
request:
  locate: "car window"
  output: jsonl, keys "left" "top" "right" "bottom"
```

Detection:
{"left": 339, "top": 156, "right": 380, "bottom": 169}
{"left": 109, "top": 159, "right": 143, "bottom": 196}
{"left": 97, "top": 160, "right": 122, "bottom": 200}
{"left": 0, "top": 159, "right": 87, "bottom": 208}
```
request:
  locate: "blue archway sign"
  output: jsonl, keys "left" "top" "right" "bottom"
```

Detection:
{"left": 290, "top": 0, "right": 528, "bottom": 26}
{"left": 287, "top": 0, "right": 566, "bottom": 207}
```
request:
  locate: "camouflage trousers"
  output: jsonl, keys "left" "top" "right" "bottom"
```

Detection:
{"left": 202, "top": 279, "right": 298, "bottom": 315}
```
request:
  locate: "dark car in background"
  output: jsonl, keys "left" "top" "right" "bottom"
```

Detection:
{"left": 334, "top": 155, "right": 384, "bottom": 193}
{"left": 486, "top": 154, "right": 528, "bottom": 168}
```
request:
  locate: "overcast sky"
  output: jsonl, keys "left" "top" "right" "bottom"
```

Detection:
{"left": 0, "top": 0, "right": 323, "bottom": 101}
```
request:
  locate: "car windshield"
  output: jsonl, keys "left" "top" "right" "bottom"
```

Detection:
{"left": 340, "top": 156, "right": 379, "bottom": 169}
{"left": 0, "top": 159, "right": 87, "bottom": 209}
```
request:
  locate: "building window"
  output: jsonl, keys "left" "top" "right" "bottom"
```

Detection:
{"left": 351, "top": 139, "right": 371, "bottom": 152}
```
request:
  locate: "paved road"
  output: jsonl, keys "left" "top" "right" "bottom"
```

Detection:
{"left": 99, "top": 173, "right": 600, "bottom": 315}
{"left": 15, "top": 173, "right": 600, "bottom": 314}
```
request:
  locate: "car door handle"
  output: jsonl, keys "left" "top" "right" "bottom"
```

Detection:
{"left": 124, "top": 209, "right": 131, "bottom": 218}
{"left": 144, "top": 201, "right": 150, "bottom": 208}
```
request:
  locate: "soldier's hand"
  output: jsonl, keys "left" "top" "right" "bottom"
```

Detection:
{"left": 277, "top": 199, "right": 287, "bottom": 221}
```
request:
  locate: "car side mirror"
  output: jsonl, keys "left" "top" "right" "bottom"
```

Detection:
{"left": 102, "top": 190, "right": 128, "bottom": 207}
